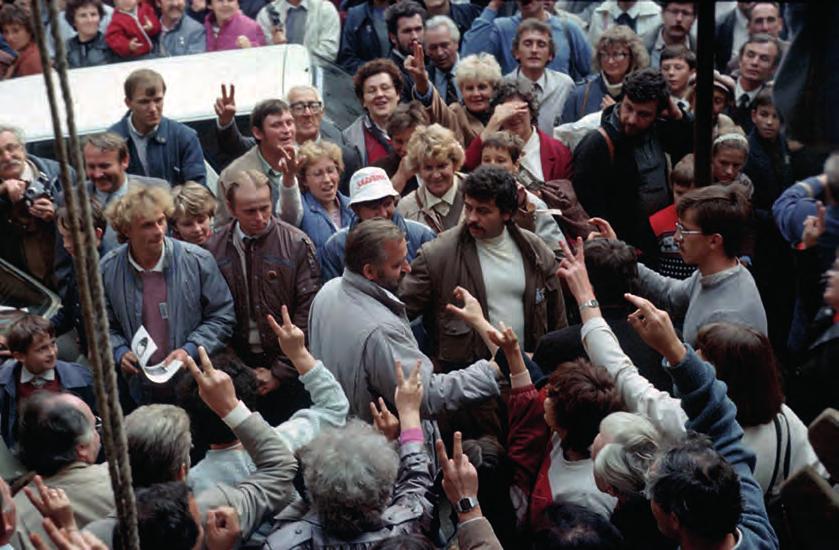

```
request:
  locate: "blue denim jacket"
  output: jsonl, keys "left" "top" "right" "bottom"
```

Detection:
{"left": 299, "top": 191, "right": 353, "bottom": 253}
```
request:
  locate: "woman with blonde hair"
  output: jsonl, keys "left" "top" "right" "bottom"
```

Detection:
{"left": 561, "top": 25, "right": 649, "bottom": 123}
{"left": 405, "top": 52, "right": 503, "bottom": 149}
{"left": 396, "top": 124, "right": 465, "bottom": 233}
{"left": 276, "top": 140, "right": 353, "bottom": 252}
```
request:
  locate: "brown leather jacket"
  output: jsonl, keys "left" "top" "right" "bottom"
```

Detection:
{"left": 204, "top": 217, "right": 321, "bottom": 380}
{"left": 399, "top": 222, "right": 567, "bottom": 365}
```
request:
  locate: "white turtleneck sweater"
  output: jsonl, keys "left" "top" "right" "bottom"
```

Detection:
{"left": 475, "top": 227, "right": 526, "bottom": 341}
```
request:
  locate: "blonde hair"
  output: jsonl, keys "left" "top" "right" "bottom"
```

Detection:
{"left": 224, "top": 169, "right": 270, "bottom": 208}
{"left": 712, "top": 125, "right": 749, "bottom": 155}
{"left": 171, "top": 181, "right": 217, "bottom": 220}
{"left": 591, "top": 25, "right": 650, "bottom": 75}
{"left": 297, "top": 140, "right": 344, "bottom": 181}
{"left": 455, "top": 53, "right": 502, "bottom": 91}
{"left": 405, "top": 124, "right": 465, "bottom": 172}
{"left": 105, "top": 186, "right": 174, "bottom": 243}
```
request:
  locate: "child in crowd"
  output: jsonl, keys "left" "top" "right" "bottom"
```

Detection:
{"left": 105, "top": 0, "right": 160, "bottom": 59}
{"left": 0, "top": 315, "right": 97, "bottom": 448}
{"left": 204, "top": 0, "right": 264, "bottom": 51}
{"left": 648, "top": 154, "right": 697, "bottom": 280}
{"left": 712, "top": 125, "right": 754, "bottom": 196}
{"left": 745, "top": 87, "right": 794, "bottom": 215}
{"left": 0, "top": 4, "right": 43, "bottom": 78}
{"left": 660, "top": 45, "right": 695, "bottom": 110}
{"left": 170, "top": 181, "right": 217, "bottom": 246}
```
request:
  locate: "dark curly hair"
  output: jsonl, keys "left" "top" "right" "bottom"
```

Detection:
{"left": 353, "top": 58, "right": 404, "bottom": 103}
{"left": 462, "top": 165, "right": 518, "bottom": 215}
{"left": 623, "top": 67, "right": 670, "bottom": 112}
{"left": 384, "top": 0, "right": 427, "bottom": 36}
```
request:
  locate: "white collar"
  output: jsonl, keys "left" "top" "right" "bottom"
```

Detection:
{"left": 517, "top": 68, "right": 548, "bottom": 92}
{"left": 654, "top": 28, "right": 689, "bottom": 51}
{"left": 421, "top": 177, "right": 459, "bottom": 209}
{"left": 128, "top": 242, "right": 165, "bottom": 272}
{"left": 608, "top": 1, "right": 641, "bottom": 19}
{"left": 734, "top": 79, "right": 762, "bottom": 101}
{"left": 21, "top": 367, "right": 56, "bottom": 384}
{"left": 127, "top": 114, "right": 158, "bottom": 139}
{"left": 20, "top": 161, "right": 36, "bottom": 183}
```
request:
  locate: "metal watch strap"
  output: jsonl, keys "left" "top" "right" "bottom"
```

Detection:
{"left": 579, "top": 299, "right": 599, "bottom": 310}
{"left": 455, "top": 496, "right": 478, "bottom": 513}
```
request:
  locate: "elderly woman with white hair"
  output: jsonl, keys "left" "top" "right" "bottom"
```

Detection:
{"left": 405, "top": 51, "right": 503, "bottom": 149}
{"left": 264, "top": 361, "right": 435, "bottom": 548}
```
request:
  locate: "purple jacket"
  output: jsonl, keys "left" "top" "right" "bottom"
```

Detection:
{"left": 204, "top": 10, "right": 265, "bottom": 51}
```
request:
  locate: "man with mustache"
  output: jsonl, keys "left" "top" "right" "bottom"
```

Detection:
{"left": 157, "top": 0, "right": 206, "bottom": 56}
{"left": 204, "top": 169, "right": 320, "bottom": 424}
{"left": 0, "top": 124, "right": 67, "bottom": 289}
{"left": 642, "top": 1, "right": 696, "bottom": 69}
{"left": 399, "top": 165, "right": 566, "bottom": 371}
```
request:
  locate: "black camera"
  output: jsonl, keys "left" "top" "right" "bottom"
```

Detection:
{"left": 23, "top": 173, "right": 54, "bottom": 207}
{"left": 266, "top": 4, "right": 283, "bottom": 30}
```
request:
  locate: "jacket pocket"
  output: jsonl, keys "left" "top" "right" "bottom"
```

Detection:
{"left": 437, "top": 314, "right": 473, "bottom": 363}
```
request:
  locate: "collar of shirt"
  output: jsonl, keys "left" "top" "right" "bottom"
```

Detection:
{"left": 421, "top": 177, "right": 459, "bottom": 212}
{"left": 433, "top": 58, "right": 459, "bottom": 87}
{"left": 362, "top": 112, "right": 390, "bottom": 138}
{"left": 93, "top": 175, "right": 130, "bottom": 205}
{"left": 256, "top": 147, "right": 284, "bottom": 183}
{"left": 516, "top": 68, "right": 547, "bottom": 95}
{"left": 279, "top": 0, "right": 310, "bottom": 13}
{"left": 127, "top": 114, "right": 158, "bottom": 140}
{"left": 521, "top": 128, "right": 542, "bottom": 177}
{"left": 21, "top": 367, "right": 56, "bottom": 384}
{"left": 608, "top": 1, "right": 641, "bottom": 19}
{"left": 20, "top": 160, "right": 36, "bottom": 183}
{"left": 654, "top": 28, "right": 689, "bottom": 52}
{"left": 734, "top": 79, "right": 762, "bottom": 102}
{"left": 128, "top": 240, "right": 166, "bottom": 272}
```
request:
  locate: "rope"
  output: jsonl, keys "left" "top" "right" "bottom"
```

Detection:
{"left": 28, "top": 3, "right": 140, "bottom": 549}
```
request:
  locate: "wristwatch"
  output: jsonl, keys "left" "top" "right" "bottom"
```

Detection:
{"left": 455, "top": 496, "right": 479, "bottom": 514}
{"left": 579, "top": 298, "right": 600, "bottom": 310}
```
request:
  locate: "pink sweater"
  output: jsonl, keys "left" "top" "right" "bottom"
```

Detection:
{"left": 204, "top": 10, "right": 265, "bottom": 52}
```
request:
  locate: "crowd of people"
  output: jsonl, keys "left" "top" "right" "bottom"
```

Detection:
{"left": 0, "top": 1, "right": 837, "bottom": 549}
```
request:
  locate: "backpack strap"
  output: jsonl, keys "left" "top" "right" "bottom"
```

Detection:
{"left": 781, "top": 411, "right": 792, "bottom": 480}
{"left": 769, "top": 414, "right": 783, "bottom": 493}
{"left": 596, "top": 126, "right": 615, "bottom": 163}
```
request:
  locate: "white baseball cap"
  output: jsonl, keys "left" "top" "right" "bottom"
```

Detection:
{"left": 348, "top": 167, "right": 399, "bottom": 206}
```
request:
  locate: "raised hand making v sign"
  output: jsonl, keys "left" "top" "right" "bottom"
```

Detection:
{"left": 404, "top": 42, "right": 430, "bottom": 97}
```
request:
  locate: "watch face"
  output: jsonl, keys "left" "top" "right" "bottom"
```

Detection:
{"left": 458, "top": 497, "right": 475, "bottom": 513}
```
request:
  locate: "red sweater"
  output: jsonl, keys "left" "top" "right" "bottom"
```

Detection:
{"left": 105, "top": 3, "right": 161, "bottom": 58}
{"left": 464, "top": 130, "right": 573, "bottom": 181}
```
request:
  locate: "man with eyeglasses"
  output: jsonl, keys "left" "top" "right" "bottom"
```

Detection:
{"left": 642, "top": 1, "right": 696, "bottom": 68}
{"left": 594, "top": 184, "right": 767, "bottom": 347}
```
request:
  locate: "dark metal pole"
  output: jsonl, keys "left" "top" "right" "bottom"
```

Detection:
{"left": 694, "top": 1, "right": 716, "bottom": 186}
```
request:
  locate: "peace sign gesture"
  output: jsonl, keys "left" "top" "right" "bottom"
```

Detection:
{"left": 214, "top": 83, "right": 237, "bottom": 128}
{"left": 185, "top": 346, "right": 239, "bottom": 418}
{"left": 267, "top": 305, "right": 316, "bottom": 375}
{"left": 404, "top": 42, "right": 430, "bottom": 96}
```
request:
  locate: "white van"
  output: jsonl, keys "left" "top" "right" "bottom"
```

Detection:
{"left": 0, "top": 45, "right": 362, "bottom": 195}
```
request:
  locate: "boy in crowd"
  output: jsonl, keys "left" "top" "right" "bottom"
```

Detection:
{"left": 648, "top": 154, "right": 697, "bottom": 279}
{"left": 0, "top": 315, "right": 97, "bottom": 448}
{"left": 660, "top": 45, "right": 695, "bottom": 110}
{"left": 171, "top": 181, "right": 217, "bottom": 246}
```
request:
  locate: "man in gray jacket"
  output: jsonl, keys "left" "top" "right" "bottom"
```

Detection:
{"left": 309, "top": 218, "right": 501, "bottom": 448}
{"left": 157, "top": 0, "right": 206, "bottom": 56}
{"left": 101, "top": 185, "right": 235, "bottom": 407}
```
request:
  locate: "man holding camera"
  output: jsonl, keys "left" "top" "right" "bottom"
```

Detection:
{"left": 0, "top": 124, "right": 65, "bottom": 289}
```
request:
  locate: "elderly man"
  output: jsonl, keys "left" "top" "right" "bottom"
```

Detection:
{"left": 109, "top": 69, "right": 207, "bottom": 186}
{"left": 309, "top": 218, "right": 500, "bottom": 444}
{"left": 205, "top": 169, "right": 320, "bottom": 424}
{"left": 400, "top": 166, "right": 566, "bottom": 368}
{"left": 157, "top": 0, "right": 206, "bottom": 56}
{"left": 424, "top": 0, "right": 480, "bottom": 38}
{"left": 319, "top": 167, "right": 435, "bottom": 281}
{"left": 12, "top": 392, "right": 113, "bottom": 545}
{"left": 100, "top": 186, "right": 235, "bottom": 407}
{"left": 256, "top": 0, "right": 340, "bottom": 61}
{"left": 462, "top": 0, "right": 591, "bottom": 79}
{"left": 424, "top": 15, "right": 461, "bottom": 105}
{"left": 0, "top": 125, "right": 67, "bottom": 289}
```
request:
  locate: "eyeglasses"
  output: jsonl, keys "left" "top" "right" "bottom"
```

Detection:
{"left": 289, "top": 101, "right": 323, "bottom": 115}
{"left": 599, "top": 51, "right": 629, "bottom": 61}
{"left": 307, "top": 164, "right": 339, "bottom": 180}
{"left": 674, "top": 222, "right": 704, "bottom": 237}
